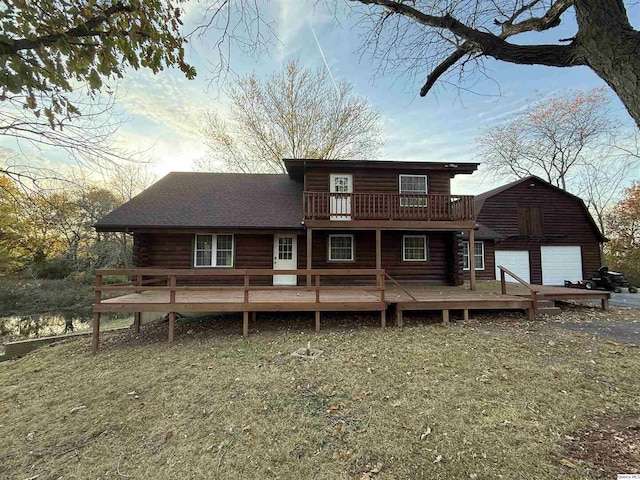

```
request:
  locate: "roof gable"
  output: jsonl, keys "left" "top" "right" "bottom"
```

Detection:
{"left": 475, "top": 176, "right": 607, "bottom": 242}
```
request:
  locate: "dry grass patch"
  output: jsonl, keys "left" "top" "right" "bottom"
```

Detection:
{"left": 1, "top": 313, "right": 639, "bottom": 479}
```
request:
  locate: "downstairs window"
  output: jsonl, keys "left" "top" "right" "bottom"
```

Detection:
{"left": 463, "top": 241, "right": 485, "bottom": 270}
{"left": 194, "top": 234, "right": 234, "bottom": 267}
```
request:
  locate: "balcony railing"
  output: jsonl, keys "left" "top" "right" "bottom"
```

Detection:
{"left": 303, "top": 192, "right": 475, "bottom": 222}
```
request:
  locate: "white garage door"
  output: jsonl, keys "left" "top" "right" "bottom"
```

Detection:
{"left": 495, "top": 250, "right": 530, "bottom": 283}
{"left": 541, "top": 246, "right": 582, "bottom": 285}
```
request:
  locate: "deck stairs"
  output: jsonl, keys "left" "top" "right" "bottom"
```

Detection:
{"left": 536, "top": 298, "right": 561, "bottom": 316}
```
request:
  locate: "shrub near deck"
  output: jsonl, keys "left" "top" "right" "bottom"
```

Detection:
{"left": 1, "top": 315, "right": 639, "bottom": 479}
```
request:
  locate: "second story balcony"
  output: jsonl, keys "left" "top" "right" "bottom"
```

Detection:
{"left": 303, "top": 191, "right": 475, "bottom": 228}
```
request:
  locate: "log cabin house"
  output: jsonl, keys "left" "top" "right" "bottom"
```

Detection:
{"left": 91, "top": 162, "right": 611, "bottom": 351}
{"left": 463, "top": 176, "right": 607, "bottom": 285}
{"left": 95, "top": 159, "right": 480, "bottom": 287}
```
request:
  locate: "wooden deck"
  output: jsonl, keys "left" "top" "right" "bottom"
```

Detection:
{"left": 91, "top": 267, "right": 611, "bottom": 353}
{"left": 98, "top": 289, "right": 385, "bottom": 313}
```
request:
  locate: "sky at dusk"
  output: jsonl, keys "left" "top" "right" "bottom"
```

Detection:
{"left": 2, "top": 1, "right": 639, "bottom": 195}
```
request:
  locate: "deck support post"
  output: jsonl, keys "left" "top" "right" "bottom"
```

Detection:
{"left": 306, "top": 228, "right": 313, "bottom": 287}
{"left": 469, "top": 228, "right": 476, "bottom": 291}
{"left": 92, "top": 312, "right": 101, "bottom": 354}
{"left": 315, "top": 311, "right": 320, "bottom": 332}
{"left": 463, "top": 309, "right": 469, "bottom": 322}
{"left": 168, "top": 312, "right": 175, "bottom": 342}
{"left": 442, "top": 309, "right": 449, "bottom": 325}
{"left": 375, "top": 229, "right": 382, "bottom": 270}
{"left": 395, "top": 306, "right": 403, "bottom": 328}
{"left": 527, "top": 308, "right": 535, "bottom": 321}
{"left": 133, "top": 312, "right": 141, "bottom": 334}
{"left": 243, "top": 311, "right": 249, "bottom": 337}
{"left": 601, "top": 297, "right": 609, "bottom": 311}
{"left": 380, "top": 309, "right": 386, "bottom": 329}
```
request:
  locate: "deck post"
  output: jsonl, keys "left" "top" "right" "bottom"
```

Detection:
{"left": 315, "top": 310, "right": 320, "bottom": 332}
{"left": 380, "top": 309, "right": 386, "bottom": 329}
{"left": 469, "top": 229, "right": 476, "bottom": 291}
{"left": 442, "top": 309, "right": 449, "bottom": 325}
{"left": 602, "top": 297, "right": 609, "bottom": 311}
{"left": 133, "top": 312, "right": 141, "bottom": 333}
{"left": 500, "top": 269, "right": 506, "bottom": 294}
{"left": 375, "top": 229, "right": 382, "bottom": 270}
{"left": 463, "top": 309, "right": 469, "bottom": 322}
{"left": 243, "top": 311, "right": 249, "bottom": 337}
{"left": 168, "top": 312, "right": 175, "bottom": 342}
{"left": 169, "top": 275, "right": 176, "bottom": 304}
{"left": 527, "top": 308, "right": 535, "bottom": 321}
{"left": 92, "top": 312, "right": 101, "bottom": 354}
{"left": 395, "top": 306, "right": 403, "bottom": 328}
{"left": 306, "top": 228, "right": 313, "bottom": 287}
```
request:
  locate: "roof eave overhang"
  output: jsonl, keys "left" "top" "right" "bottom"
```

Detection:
{"left": 94, "top": 225, "right": 305, "bottom": 233}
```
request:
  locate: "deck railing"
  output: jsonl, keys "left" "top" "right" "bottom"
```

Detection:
{"left": 497, "top": 265, "right": 540, "bottom": 319}
{"left": 92, "top": 268, "right": 387, "bottom": 352}
{"left": 303, "top": 192, "right": 475, "bottom": 222}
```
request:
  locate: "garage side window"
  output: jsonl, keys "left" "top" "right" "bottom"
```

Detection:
{"left": 463, "top": 241, "right": 484, "bottom": 270}
{"left": 194, "top": 234, "right": 234, "bottom": 267}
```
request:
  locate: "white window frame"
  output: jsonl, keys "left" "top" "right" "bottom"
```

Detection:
{"left": 194, "top": 234, "right": 234, "bottom": 268}
{"left": 402, "top": 235, "right": 428, "bottom": 262}
{"left": 463, "top": 241, "right": 485, "bottom": 271}
{"left": 399, "top": 174, "right": 428, "bottom": 207}
{"left": 327, "top": 234, "right": 355, "bottom": 262}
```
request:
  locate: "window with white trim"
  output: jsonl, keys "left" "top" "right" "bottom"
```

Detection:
{"left": 328, "top": 234, "right": 354, "bottom": 261}
{"left": 399, "top": 174, "right": 428, "bottom": 207}
{"left": 403, "top": 235, "right": 428, "bottom": 261}
{"left": 194, "top": 234, "right": 234, "bottom": 267}
{"left": 463, "top": 241, "right": 485, "bottom": 270}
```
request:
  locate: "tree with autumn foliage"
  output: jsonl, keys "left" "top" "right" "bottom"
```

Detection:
{"left": 0, "top": 0, "right": 195, "bottom": 182}
{"left": 605, "top": 182, "right": 640, "bottom": 285}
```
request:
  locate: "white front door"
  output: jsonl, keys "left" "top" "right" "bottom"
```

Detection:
{"left": 330, "top": 173, "right": 353, "bottom": 220}
{"left": 273, "top": 234, "right": 297, "bottom": 286}
{"left": 495, "top": 250, "right": 531, "bottom": 283}
{"left": 541, "top": 246, "right": 583, "bottom": 285}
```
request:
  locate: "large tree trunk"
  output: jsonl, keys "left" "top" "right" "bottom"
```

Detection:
{"left": 575, "top": 0, "right": 640, "bottom": 129}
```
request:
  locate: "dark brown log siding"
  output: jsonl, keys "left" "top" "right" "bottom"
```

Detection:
{"left": 306, "top": 168, "right": 451, "bottom": 195}
{"left": 476, "top": 180, "right": 603, "bottom": 284}
{"left": 134, "top": 230, "right": 457, "bottom": 285}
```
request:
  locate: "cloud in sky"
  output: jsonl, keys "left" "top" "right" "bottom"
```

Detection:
{"left": 3, "top": 2, "right": 638, "bottom": 198}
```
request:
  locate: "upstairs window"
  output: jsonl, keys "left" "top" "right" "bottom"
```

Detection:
{"left": 519, "top": 206, "right": 543, "bottom": 235}
{"left": 463, "top": 241, "right": 485, "bottom": 270}
{"left": 194, "top": 234, "right": 234, "bottom": 267}
{"left": 399, "top": 174, "right": 428, "bottom": 207}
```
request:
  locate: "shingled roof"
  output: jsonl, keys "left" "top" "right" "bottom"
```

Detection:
{"left": 95, "top": 172, "right": 304, "bottom": 231}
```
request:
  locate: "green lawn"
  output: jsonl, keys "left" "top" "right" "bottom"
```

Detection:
{"left": 1, "top": 312, "right": 639, "bottom": 479}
